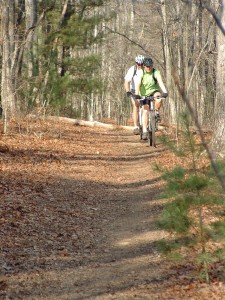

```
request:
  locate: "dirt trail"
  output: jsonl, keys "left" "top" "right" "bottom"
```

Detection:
{"left": 1, "top": 122, "right": 172, "bottom": 299}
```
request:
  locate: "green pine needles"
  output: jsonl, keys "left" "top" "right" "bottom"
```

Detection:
{"left": 157, "top": 113, "right": 225, "bottom": 283}
{"left": 20, "top": 1, "right": 112, "bottom": 118}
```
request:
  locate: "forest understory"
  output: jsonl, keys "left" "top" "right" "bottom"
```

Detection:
{"left": 0, "top": 117, "right": 225, "bottom": 300}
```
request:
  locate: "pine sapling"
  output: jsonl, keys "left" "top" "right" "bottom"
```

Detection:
{"left": 157, "top": 112, "right": 225, "bottom": 282}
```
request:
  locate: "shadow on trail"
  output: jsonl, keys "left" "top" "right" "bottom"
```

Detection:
{"left": 7, "top": 147, "right": 166, "bottom": 165}
{"left": 2, "top": 127, "right": 171, "bottom": 299}
{"left": 2, "top": 173, "right": 169, "bottom": 299}
{"left": 110, "top": 176, "right": 161, "bottom": 189}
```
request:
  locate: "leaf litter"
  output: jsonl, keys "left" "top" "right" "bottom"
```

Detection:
{"left": 0, "top": 118, "right": 224, "bottom": 299}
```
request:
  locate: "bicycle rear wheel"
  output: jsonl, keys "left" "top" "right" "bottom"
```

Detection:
{"left": 139, "top": 125, "right": 143, "bottom": 140}
{"left": 147, "top": 130, "right": 152, "bottom": 146}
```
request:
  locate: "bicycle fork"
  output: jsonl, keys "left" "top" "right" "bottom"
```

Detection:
{"left": 148, "top": 101, "right": 154, "bottom": 132}
{"left": 148, "top": 103, "right": 159, "bottom": 132}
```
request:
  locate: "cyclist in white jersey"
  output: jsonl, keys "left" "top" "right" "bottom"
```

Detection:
{"left": 124, "top": 55, "right": 145, "bottom": 135}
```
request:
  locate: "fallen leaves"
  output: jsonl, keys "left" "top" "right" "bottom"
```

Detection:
{"left": 0, "top": 119, "right": 224, "bottom": 299}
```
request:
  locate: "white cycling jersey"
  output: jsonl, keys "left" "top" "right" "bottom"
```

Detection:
{"left": 124, "top": 66, "right": 142, "bottom": 94}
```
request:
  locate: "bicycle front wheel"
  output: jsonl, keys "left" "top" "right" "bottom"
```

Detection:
{"left": 148, "top": 111, "right": 156, "bottom": 147}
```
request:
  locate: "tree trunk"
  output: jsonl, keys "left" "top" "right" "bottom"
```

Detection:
{"left": 1, "top": 0, "right": 17, "bottom": 131}
{"left": 25, "top": 0, "right": 37, "bottom": 77}
{"left": 211, "top": 1, "right": 225, "bottom": 157}
{"left": 160, "top": 0, "right": 176, "bottom": 124}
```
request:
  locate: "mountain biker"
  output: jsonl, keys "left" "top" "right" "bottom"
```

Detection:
{"left": 124, "top": 55, "right": 145, "bottom": 135}
{"left": 135, "top": 56, "right": 168, "bottom": 140}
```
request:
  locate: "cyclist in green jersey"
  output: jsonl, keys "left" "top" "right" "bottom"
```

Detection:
{"left": 135, "top": 57, "right": 168, "bottom": 140}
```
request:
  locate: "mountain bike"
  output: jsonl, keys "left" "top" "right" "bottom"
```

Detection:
{"left": 137, "top": 95, "right": 164, "bottom": 147}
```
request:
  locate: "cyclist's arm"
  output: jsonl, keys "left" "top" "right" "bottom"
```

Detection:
{"left": 155, "top": 72, "right": 168, "bottom": 94}
{"left": 124, "top": 67, "right": 134, "bottom": 92}
{"left": 135, "top": 76, "right": 142, "bottom": 96}
{"left": 124, "top": 79, "right": 131, "bottom": 93}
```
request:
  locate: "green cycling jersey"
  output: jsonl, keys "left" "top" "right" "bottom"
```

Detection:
{"left": 137, "top": 69, "right": 160, "bottom": 96}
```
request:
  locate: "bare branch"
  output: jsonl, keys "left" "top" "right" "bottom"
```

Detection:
{"left": 181, "top": 0, "right": 225, "bottom": 35}
{"left": 187, "top": 41, "right": 208, "bottom": 94}
{"left": 173, "top": 71, "right": 225, "bottom": 191}
{"left": 103, "top": 25, "right": 163, "bottom": 67}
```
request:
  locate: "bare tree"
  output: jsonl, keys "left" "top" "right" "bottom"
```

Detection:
{"left": 211, "top": 0, "right": 225, "bottom": 156}
{"left": 160, "top": 0, "right": 176, "bottom": 123}
{"left": 1, "top": 1, "right": 17, "bottom": 132}
{"left": 24, "top": 0, "right": 38, "bottom": 77}
{"left": 0, "top": 0, "right": 38, "bottom": 131}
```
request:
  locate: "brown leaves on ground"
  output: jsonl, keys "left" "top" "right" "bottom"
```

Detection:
{"left": 0, "top": 118, "right": 224, "bottom": 299}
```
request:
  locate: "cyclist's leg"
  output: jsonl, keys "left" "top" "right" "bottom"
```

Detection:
{"left": 153, "top": 91, "right": 162, "bottom": 111}
{"left": 131, "top": 97, "right": 139, "bottom": 134}
{"left": 153, "top": 91, "right": 162, "bottom": 122}
{"left": 139, "top": 106, "right": 143, "bottom": 139}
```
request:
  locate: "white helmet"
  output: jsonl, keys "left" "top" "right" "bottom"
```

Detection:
{"left": 135, "top": 55, "right": 145, "bottom": 65}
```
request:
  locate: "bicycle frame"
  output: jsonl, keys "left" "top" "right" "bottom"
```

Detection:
{"left": 138, "top": 95, "right": 163, "bottom": 147}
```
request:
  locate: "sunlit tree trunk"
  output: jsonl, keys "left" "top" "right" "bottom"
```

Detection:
{"left": 211, "top": 1, "right": 225, "bottom": 156}
{"left": 161, "top": 0, "right": 176, "bottom": 123}
{"left": 25, "top": 0, "right": 37, "bottom": 77}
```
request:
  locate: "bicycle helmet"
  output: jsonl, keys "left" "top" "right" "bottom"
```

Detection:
{"left": 135, "top": 55, "right": 145, "bottom": 65}
{"left": 143, "top": 57, "right": 153, "bottom": 67}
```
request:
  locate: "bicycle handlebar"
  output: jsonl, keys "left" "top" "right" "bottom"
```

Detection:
{"left": 132, "top": 94, "right": 166, "bottom": 101}
{"left": 138, "top": 95, "right": 166, "bottom": 106}
{"left": 143, "top": 95, "right": 164, "bottom": 100}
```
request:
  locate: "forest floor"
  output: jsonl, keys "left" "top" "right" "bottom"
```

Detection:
{"left": 0, "top": 117, "right": 225, "bottom": 300}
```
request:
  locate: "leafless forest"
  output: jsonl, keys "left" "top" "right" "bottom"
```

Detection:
{"left": 1, "top": 2, "right": 225, "bottom": 298}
